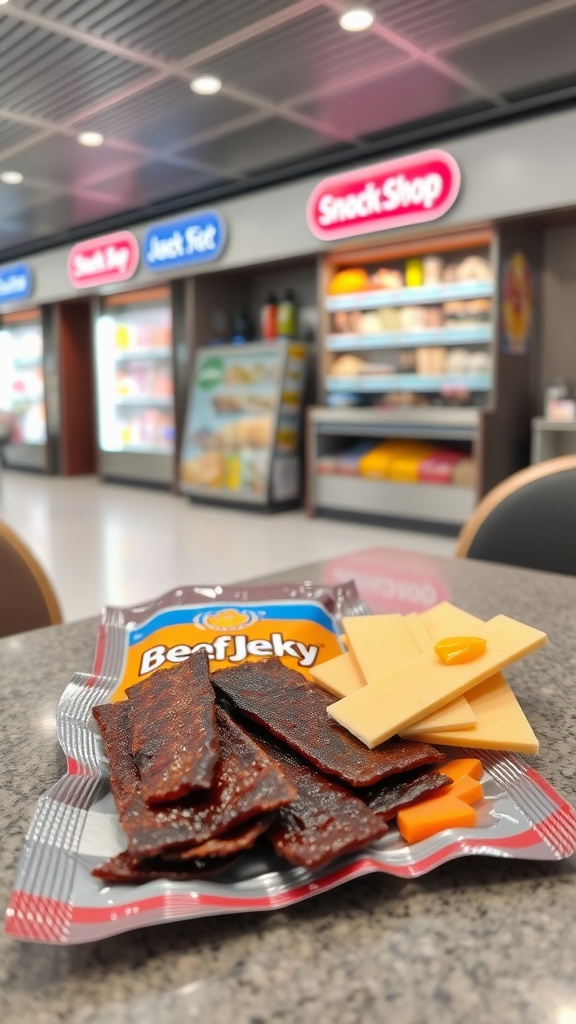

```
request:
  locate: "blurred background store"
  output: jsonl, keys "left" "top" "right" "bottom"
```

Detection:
{"left": 1, "top": 0, "right": 576, "bottom": 619}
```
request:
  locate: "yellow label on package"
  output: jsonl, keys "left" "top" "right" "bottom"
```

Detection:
{"left": 108, "top": 598, "right": 344, "bottom": 701}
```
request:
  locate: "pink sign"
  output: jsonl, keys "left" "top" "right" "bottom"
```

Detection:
{"left": 307, "top": 149, "right": 461, "bottom": 242}
{"left": 67, "top": 230, "right": 139, "bottom": 289}
{"left": 321, "top": 548, "right": 448, "bottom": 614}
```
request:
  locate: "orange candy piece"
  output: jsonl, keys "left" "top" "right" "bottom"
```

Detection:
{"left": 434, "top": 635, "right": 487, "bottom": 665}
{"left": 438, "top": 774, "right": 484, "bottom": 804}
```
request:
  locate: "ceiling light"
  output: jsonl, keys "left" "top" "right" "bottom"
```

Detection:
{"left": 190, "top": 75, "right": 222, "bottom": 95}
{"left": 77, "top": 131, "right": 104, "bottom": 147}
{"left": 0, "top": 170, "right": 23, "bottom": 185}
{"left": 339, "top": 6, "right": 375, "bottom": 31}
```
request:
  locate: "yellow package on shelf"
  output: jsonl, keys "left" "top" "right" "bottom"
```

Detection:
{"left": 359, "top": 440, "right": 424, "bottom": 480}
{"left": 387, "top": 444, "right": 437, "bottom": 483}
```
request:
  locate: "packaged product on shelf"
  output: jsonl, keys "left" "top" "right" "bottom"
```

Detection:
{"left": 336, "top": 440, "right": 375, "bottom": 475}
{"left": 401, "top": 306, "right": 427, "bottom": 332}
{"left": 331, "top": 354, "right": 365, "bottom": 377}
{"left": 358, "top": 361, "right": 395, "bottom": 376}
{"left": 424, "top": 306, "right": 443, "bottom": 328}
{"left": 359, "top": 440, "right": 422, "bottom": 479}
{"left": 445, "top": 348, "right": 470, "bottom": 374}
{"left": 422, "top": 255, "right": 444, "bottom": 286}
{"left": 468, "top": 351, "right": 491, "bottom": 374}
{"left": 370, "top": 267, "right": 404, "bottom": 290}
{"left": 387, "top": 443, "right": 437, "bottom": 483}
{"left": 260, "top": 294, "right": 278, "bottom": 340}
{"left": 418, "top": 449, "right": 465, "bottom": 484}
{"left": 277, "top": 290, "right": 298, "bottom": 339}
{"left": 455, "top": 255, "right": 492, "bottom": 282}
{"left": 317, "top": 454, "right": 340, "bottom": 474}
{"left": 378, "top": 307, "right": 402, "bottom": 332}
{"left": 397, "top": 350, "right": 417, "bottom": 372}
{"left": 329, "top": 268, "right": 370, "bottom": 294}
{"left": 452, "top": 457, "right": 478, "bottom": 488}
{"left": 416, "top": 347, "right": 446, "bottom": 375}
{"left": 405, "top": 258, "right": 423, "bottom": 288}
{"left": 360, "top": 312, "right": 382, "bottom": 335}
{"left": 331, "top": 311, "right": 350, "bottom": 334}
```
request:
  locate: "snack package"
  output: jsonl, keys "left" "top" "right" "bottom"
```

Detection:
{"left": 6, "top": 582, "right": 576, "bottom": 946}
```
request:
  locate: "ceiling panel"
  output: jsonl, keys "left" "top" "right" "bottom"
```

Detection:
{"left": 178, "top": 116, "right": 351, "bottom": 176}
{"left": 13, "top": 0, "right": 297, "bottom": 62}
{"left": 296, "top": 64, "right": 485, "bottom": 140}
{"left": 0, "top": 13, "right": 149, "bottom": 123}
{"left": 90, "top": 159, "right": 220, "bottom": 207}
{"left": 445, "top": 7, "right": 576, "bottom": 100}
{"left": 0, "top": 179, "right": 56, "bottom": 223}
{"left": 4, "top": 135, "right": 139, "bottom": 190}
{"left": 369, "top": 0, "right": 556, "bottom": 50}
{"left": 0, "top": 117, "right": 41, "bottom": 154}
{"left": 204, "top": 7, "right": 402, "bottom": 105}
{"left": 73, "top": 79, "right": 255, "bottom": 152}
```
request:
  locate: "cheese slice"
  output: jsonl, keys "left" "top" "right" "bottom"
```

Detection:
{"left": 327, "top": 614, "right": 547, "bottom": 748}
{"left": 401, "top": 695, "right": 477, "bottom": 736}
{"left": 420, "top": 601, "right": 486, "bottom": 641}
{"left": 310, "top": 651, "right": 364, "bottom": 698}
{"left": 404, "top": 612, "right": 434, "bottom": 654}
{"left": 399, "top": 671, "right": 539, "bottom": 753}
{"left": 342, "top": 614, "right": 419, "bottom": 683}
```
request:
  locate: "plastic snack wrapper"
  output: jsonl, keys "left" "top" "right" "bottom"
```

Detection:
{"left": 5, "top": 581, "right": 576, "bottom": 945}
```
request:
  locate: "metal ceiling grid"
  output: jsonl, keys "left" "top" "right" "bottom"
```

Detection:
{"left": 0, "top": 0, "right": 576, "bottom": 258}
{"left": 295, "top": 63, "right": 488, "bottom": 141}
{"left": 368, "top": 0, "right": 557, "bottom": 50}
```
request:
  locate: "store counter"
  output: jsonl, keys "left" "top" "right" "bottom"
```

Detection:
{"left": 1, "top": 549, "right": 575, "bottom": 1024}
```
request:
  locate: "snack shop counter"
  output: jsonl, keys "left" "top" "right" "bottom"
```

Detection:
{"left": 1, "top": 548, "right": 576, "bottom": 1024}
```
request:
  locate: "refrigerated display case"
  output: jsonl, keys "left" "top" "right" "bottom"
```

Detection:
{"left": 179, "top": 340, "right": 308, "bottom": 507}
{"left": 0, "top": 308, "right": 49, "bottom": 471}
{"left": 94, "top": 287, "right": 176, "bottom": 486}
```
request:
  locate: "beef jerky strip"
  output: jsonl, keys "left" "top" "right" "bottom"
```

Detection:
{"left": 93, "top": 850, "right": 237, "bottom": 884}
{"left": 164, "top": 816, "right": 273, "bottom": 862}
{"left": 212, "top": 658, "right": 444, "bottom": 788}
{"left": 362, "top": 769, "right": 452, "bottom": 823}
{"left": 93, "top": 702, "right": 295, "bottom": 859}
{"left": 255, "top": 734, "right": 387, "bottom": 870}
{"left": 126, "top": 650, "right": 218, "bottom": 804}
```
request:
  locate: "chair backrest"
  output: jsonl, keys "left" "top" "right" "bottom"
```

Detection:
{"left": 456, "top": 454, "right": 576, "bottom": 575}
{"left": 0, "top": 519, "right": 63, "bottom": 637}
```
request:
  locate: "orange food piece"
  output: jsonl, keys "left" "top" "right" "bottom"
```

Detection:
{"left": 434, "top": 636, "right": 487, "bottom": 665}
{"left": 397, "top": 795, "right": 476, "bottom": 845}
{"left": 435, "top": 757, "right": 483, "bottom": 783}
{"left": 438, "top": 774, "right": 484, "bottom": 805}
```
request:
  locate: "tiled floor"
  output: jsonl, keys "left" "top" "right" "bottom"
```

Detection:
{"left": 0, "top": 471, "right": 455, "bottom": 623}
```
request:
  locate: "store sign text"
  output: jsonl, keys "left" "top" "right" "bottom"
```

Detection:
{"left": 67, "top": 231, "right": 140, "bottom": 288}
{"left": 307, "top": 150, "right": 461, "bottom": 241}
{"left": 143, "top": 211, "right": 226, "bottom": 271}
{"left": 0, "top": 262, "right": 33, "bottom": 301}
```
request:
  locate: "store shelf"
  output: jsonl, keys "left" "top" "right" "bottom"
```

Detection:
{"left": 113, "top": 348, "right": 172, "bottom": 362}
{"left": 326, "top": 325, "right": 492, "bottom": 351}
{"left": 312, "top": 474, "right": 475, "bottom": 526}
{"left": 326, "top": 373, "right": 492, "bottom": 393}
{"left": 326, "top": 280, "right": 493, "bottom": 312}
{"left": 114, "top": 395, "right": 174, "bottom": 407}
{"left": 117, "top": 444, "right": 174, "bottom": 455}
{"left": 311, "top": 406, "right": 479, "bottom": 441}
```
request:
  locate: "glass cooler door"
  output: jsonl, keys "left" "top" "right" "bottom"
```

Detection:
{"left": 0, "top": 310, "right": 48, "bottom": 471}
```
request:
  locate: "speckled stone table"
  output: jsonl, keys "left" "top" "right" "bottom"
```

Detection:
{"left": 1, "top": 548, "right": 576, "bottom": 1024}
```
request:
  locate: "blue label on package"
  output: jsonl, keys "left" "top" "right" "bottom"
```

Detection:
{"left": 0, "top": 262, "right": 33, "bottom": 302}
{"left": 143, "top": 211, "right": 226, "bottom": 271}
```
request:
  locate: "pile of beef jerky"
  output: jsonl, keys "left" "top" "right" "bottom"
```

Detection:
{"left": 93, "top": 651, "right": 448, "bottom": 883}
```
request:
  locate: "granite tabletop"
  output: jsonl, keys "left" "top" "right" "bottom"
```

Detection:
{"left": 1, "top": 546, "right": 576, "bottom": 1024}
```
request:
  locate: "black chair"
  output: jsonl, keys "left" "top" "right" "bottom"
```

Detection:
{"left": 456, "top": 455, "right": 576, "bottom": 575}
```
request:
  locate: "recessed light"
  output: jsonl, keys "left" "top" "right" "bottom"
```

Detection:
{"left": 339, "top": 6, "right": 375, "bottom": 31}
{"left": 77, "top": 131, "right": 104, "bottom": 147}
{"left": 0, "top": 170, "right": 23, "bottom": 185}
{"left": 190, "top": 75, "right": 222, "bottom": 95}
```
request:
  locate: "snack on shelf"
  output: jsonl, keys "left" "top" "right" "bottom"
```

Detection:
{"left": 422, "top": 255, "right": 444, "bottom": 286}
{"left": 405, "top": 258, "right": 423, "bottom": 288}
{"left": 370, "top": 267, "right": 404, "bottom": 290}
{"left": 455, "top": 255, "right": 492, "bottom": 282}
{"left": 418, "top": 450, "right": 464, "bottom": 485}
{"left": 360, "top": 312, "right": 383, "bottom": 334}
{"left": 331, "top": 354, "right": 365, "bottom": 377}
{"left": 401, "top": 306, "right": 427, "bottom": 331}
{"left": 387, "top": 443, "right": 436, "bottom": 483}
{"left": 329, "top": 268, "right": 370, "bottom": 294}
{"left": 415, "top": 346, "right": 446, "bottom": 375}
{"left": 452, "top": 457, "right": 478, "bottom": 488}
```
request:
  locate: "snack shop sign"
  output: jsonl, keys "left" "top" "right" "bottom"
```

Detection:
{"left": 0, "top": 262, "right": 33, "bottom": 302}
{"left": 143, "top": 210, "right": 226, "bottom": 271}
{"left": 307, "top": 149, "right": 461, "bottom": 241}
{"left": 67, "top": 230, "right": 139, "bottom": 289}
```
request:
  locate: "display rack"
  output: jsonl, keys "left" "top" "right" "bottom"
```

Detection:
{"left": 308, "top": 227, "right": 496, "bottom": 528}
{"left": 0, "top": 307, "right": 49, "bottom": 471}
